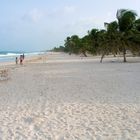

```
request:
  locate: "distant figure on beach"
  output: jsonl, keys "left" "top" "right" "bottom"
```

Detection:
{"left": 20, "top": 55, "right": 23, "bottom": 65}
{"left": 15, "top": 57, "right": 18, "bottom": 64}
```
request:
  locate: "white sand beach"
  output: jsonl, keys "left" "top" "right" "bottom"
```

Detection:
{"left": 0, "top": 52, "right": 140, "bottom": 139}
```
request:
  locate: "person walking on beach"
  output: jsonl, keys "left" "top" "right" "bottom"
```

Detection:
{"left": 20, "top": 55, "right": 23, "bottom": 65}
{"left": 15, "top": 57, "right": 18, "bottom": 64}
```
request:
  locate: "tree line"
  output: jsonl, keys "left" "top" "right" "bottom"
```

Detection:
{"left": 52, "top": 9, "right": 140, "bottom": 62}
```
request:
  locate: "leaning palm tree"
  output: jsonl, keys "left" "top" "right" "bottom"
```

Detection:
{"left": 99, "top": 21, "right": 120, "bottom": 63}
{"left": 64, "top": 37, "right": 72, "bottom": 54}
{"left": 70, "top": 35, "right": 80, "bottom": 54}
{"left": 116, "top": 9, "right": 137, "bottom": 62}
{"left": 105, "top": 21, "right": 120, "bottom": 55}
{"left": 129, "top": 19, "right": 140, "bottom": 55}
{"left": 88, "top": 29, "right": 99, "bottom": 55}
{"left": 96, "top": 29, "right": 109, "bottom": 63}
{"left": 79, "top": 36, "right": 89, "bottom": 57}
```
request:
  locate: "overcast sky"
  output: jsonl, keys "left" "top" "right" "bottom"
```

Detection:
{"left": 0, "top": 0, "right": 140, "bottom": 52}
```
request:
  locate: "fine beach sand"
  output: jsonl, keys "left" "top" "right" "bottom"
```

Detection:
{"left": 0, "top": 52, "right": 140, "bottom": 139}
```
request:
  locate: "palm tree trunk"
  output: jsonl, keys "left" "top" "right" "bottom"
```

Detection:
{"left": 100, "top": 53, "right": 105, "bottom": 63}
{"left": 123, "top": 47, "right": 127, "bottom": 62}
{"left": 82, "top": 51, "right": 87, "bottom": 57}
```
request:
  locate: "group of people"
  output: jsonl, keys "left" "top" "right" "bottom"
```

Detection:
{"left": 15, "top": 54, "right": 25, "bottom": 65}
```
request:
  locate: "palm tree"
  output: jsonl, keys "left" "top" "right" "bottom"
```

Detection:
{"left": 96, "top": 29, "right": 109, "bottom": 63}
{"left": 105, "top": 21, "right": 120, "bottom": 55}
{"left": 99, "top": 21, "right": 120, "bottom": 62}
{"left": 64, "top": 37, "right": 72, "bottom": 54}
{"left": 129, "top": 19, "right": 140, "bottom": 55}
{"left": 79, "top": 35, "right": 91, "bottom": 57}
{"left": 70, "top": 35, "right": 80, "bottom": 54}
{"left": 62, "top": 9, "right": 140, "bottom": 62}
{"left": 116, "top": 9, "right": 137, "bottom": 62}
{"left": 88, "top": 29, "right": 99, "bottom": 55}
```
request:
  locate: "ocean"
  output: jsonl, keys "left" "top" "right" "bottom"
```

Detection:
{"left": 0, "top": 51, "right": 45, "bottom": 62}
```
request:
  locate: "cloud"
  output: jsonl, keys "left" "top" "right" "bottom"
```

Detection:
{"left": 63, "top": 6, "right": 76, "bottom": 14}
{"left": 49, "top": 5, "right": 76, "bottom": 18}
{"left": 22, "top": 8, "right": 44, "bottom": 23}
{"left": 66, "top": 17, "right": 104, "bottom": 29}
{"left": 60, "top": 17, "right": 103, "bottom": 37}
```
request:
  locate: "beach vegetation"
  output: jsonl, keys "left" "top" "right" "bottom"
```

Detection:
{"left": 53, "top": 9, "right": 140, "bottom": 62}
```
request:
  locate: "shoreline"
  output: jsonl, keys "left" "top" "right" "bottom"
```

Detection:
{"left": 0, "top": 53, "right": 46, "bottom": 67}
{"left": 1, "top": 52, "right": 140, "bottom": 66}
{"left": 0, "top": 52, "right": 140, "bottom": 74}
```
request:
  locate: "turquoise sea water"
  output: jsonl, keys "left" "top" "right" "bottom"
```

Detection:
{"left": 0, "top": 51, "right": 45, "bottom": 62}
